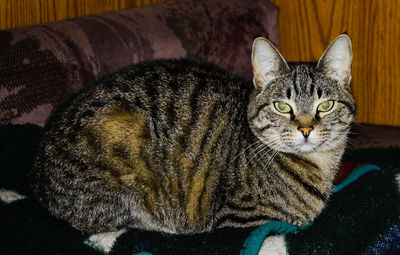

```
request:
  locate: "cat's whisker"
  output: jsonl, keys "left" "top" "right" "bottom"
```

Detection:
{"left": 330, "top": 132, "right": 360, "bottom": 145}
{"left": 262, "top": 144, "right": 284, "bottom": 171}
{"left": 261, "top": 142, "right": 283, "bottom": 162}
{"left": 248, "top": 139, "right": 281, "bottom": 168}
{"left": 324, "top": 132, "right": 359, "bottom": 149}
{"left": 352, "top": 120, "right": 364, "bottom": 128}
{"left": 248, "top": 145, "right": 275, "bottom": 169}
{"left": 344, "top": 135, "right": 359, "bottom": 142}
{"left": 345, "top": 131, "right": 359, "bottom": 136}
{"left": 227, "top": 140, "right": 263, "bottom": 167}
{"left": 245, "top": 137, "right": 281, "bottom": 165}
{"left": 250, "top": 147, "right": 278, "bottom": 171}
{"left": 245, "top": 143, "right": 268, "bottom": 165}
{"left": 346, "top": 139, "right": 360, "bottom": 147}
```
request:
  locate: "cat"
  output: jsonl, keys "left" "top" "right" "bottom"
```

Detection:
{"left": 30, "top": 34, "right": 355, "bottom": 234}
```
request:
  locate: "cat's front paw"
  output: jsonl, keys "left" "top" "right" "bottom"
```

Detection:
{"left": 289, "top": 218, "right": 312, "bottom": 227}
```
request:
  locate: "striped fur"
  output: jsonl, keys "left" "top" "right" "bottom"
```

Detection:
{"left": 31, "top": 36, "right": 355, "bottom": 234}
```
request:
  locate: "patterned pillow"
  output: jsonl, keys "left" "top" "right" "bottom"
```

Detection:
{"left": 0, "top": 0, "right": 279, "bottom": 126}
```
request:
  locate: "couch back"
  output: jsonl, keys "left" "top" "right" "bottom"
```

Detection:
{"left": 0, "top": 0, "right": 279, "bottom": 126}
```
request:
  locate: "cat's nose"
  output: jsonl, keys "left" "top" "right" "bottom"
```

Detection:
{"left": 298, "top": 126, "right": 314, "bottom": 137}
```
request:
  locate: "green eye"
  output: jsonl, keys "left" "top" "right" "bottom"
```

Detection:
{"left": 317, "top": 100, "right": 334, "bottom": 112}
{"left": 274, "top": 101, "right": 292, "bottom": 113}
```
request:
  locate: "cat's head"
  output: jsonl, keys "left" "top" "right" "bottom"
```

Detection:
{"left": 248, "top": 34, "right": 355, "bottom": 154}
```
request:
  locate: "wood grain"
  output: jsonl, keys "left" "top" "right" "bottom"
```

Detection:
{"left": 271, "top": 0, "right": 400, "bottom": 126}
{"left": 0, "top": 0, "right": 168, "bottom": 30}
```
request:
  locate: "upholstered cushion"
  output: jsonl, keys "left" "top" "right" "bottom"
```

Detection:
{"left": 0, "top": 0, "right": 279, "bottom": 126}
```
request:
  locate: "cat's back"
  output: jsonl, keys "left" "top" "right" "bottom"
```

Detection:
{"left": 48, "top": 59, "right": 249, "bottom": 122}
{"left": 42, "top": 59, "right": 251, "bottom": 137}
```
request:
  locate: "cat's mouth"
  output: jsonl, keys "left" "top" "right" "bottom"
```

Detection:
{"left": 295, "top": 139, "right": 319, "bottom": 153}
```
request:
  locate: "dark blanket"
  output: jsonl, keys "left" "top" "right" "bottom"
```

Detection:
{"left": 0, "top": 125, "right": 399, "bottom": 255}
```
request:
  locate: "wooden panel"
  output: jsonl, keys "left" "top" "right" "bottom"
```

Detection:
{"left": 0, "top": 0, "right": 168, "bottom": 30}
{"left": 271, "top": 0, "right": 400, "bottom": 126}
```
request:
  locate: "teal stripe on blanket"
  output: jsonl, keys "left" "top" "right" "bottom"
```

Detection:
{"left": 333, "top": 164, "right": 380, "bottom": 192}
{"left": 240, "top": 163, "right": 381, "bottom": 255}
{"left": 239, "top": 221, "right": 313, "bottom": 255}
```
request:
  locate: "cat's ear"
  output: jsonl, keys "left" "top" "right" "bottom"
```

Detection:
{"left": 251, "top": 37, "right": 290, "bottom": 89}
{"left": 317, "top": 34, "right": 353, "bottom": 86}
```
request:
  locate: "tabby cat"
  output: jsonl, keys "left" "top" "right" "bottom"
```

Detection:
{"left": 31, "top": 34, "right": 355, "bottom": 234}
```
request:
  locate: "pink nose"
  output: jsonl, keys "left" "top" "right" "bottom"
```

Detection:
{"left": 298, "top": 126, "right": 314, "bottom": 137}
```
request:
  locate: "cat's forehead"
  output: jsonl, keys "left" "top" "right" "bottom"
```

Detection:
{"left": 280, "top": 64, "right": 334, "bottom": 97}
{"left": 270, "top": 63, "right": 335, "bottom": 111}
{"left": 270, "top": 64, "right": 313, "bottom": 97}
{"left": 288, "top": 64, "right": 316, "bottom": 96}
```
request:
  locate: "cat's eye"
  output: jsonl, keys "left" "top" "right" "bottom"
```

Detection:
{"left": 274, "top": 101, "right": 292, "bottom": 113}
{"left": 317, "top": 100, "right": 334, "bottom": 112}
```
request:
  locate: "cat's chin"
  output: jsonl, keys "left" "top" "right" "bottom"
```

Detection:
{"left": 276, "top": 142, "right": 318, "bottom": 154}
{"left": 295, "top": 142, "right": 318, "bottom": 154}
